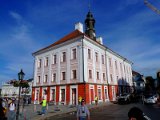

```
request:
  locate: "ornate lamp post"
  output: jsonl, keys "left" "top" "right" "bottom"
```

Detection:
{"left": 16, "top": 69, "right": 25, "bottom": 120}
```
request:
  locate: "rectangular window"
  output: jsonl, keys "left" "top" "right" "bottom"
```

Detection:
{"left": 88, "top": 49, "right": 91, "bottom": 59}
{"left": 115, "top": 61, "right": 117, "bottom": 69}
{"left": 61, "top": 89, "right": 65, "bottom": 102}
{"left": 98, "top": 89, "right": 101, "bottom": 100}
{"left": 62, "top": 52, "right": 66, "bottom": 62}
{"left": 102, "top": 55, "right": 104, "bottom": 64}
{"left": 89, "top": 70, "right": 92, "bottom": 78}
{"left": 95, "top": 52, "right": 98, "bottom": 62}
{"left": 38, "top": 59, "right": 42, "bottom": 68}
{"left": 37, "top": 76, "right": 40, "bottom": 83}
{"left": 104, "top": 89, "right": 108, "bottom": 99}
{"left": 72, "top": 48, "right": 76, "bottom": 59}
{"left": 51, "top": 89, "right": 55, "bottom": 101}
{"left": 72, "top": 70, "right": 77, "bottom": 79}
{"left": 62, "top": 72, "right": 66, "bottom": 80}
{"left": 110, "top": 74, "right": 113, "bottom": 82}
{"left": 103, "top": 73, "right": 105, "bottom": 81}
{"left": 54, "top": 55, "right": 57, "bottom": 64}
{"left": 97, "top": 72, "right": 99, "bottom": 80}
{"left": 109, "top": 58, "right": 112, "bottom": 67}
{"left": 44, "top": 75, "right": 48, "bottom": 83}
{"left": 45, "top": 57, "right": 49, "bottom": 66}
{"left": 52, "top": 73, "right": 56, "bottom": 82}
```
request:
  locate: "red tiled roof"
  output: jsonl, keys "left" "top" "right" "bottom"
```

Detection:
{"left": 33, "top": 30, "right": 84, "bottom": 55}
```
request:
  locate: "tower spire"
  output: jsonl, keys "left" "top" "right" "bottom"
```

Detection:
{"left": 84, "top": 10, "right": 96, "bottom": 40}
{"left": 85, "top": 0, "right": 96, "bottom": 40}
{"left": 88, "top": 0, "right": 91, "bottom": 11}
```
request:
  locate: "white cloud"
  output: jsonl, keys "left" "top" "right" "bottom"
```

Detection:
{"left": 0, "top": 11, "right": 42, "bottom": 83}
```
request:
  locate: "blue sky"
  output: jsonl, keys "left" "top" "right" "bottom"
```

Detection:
{"left": 0, "top": 0, "right": 160, "bottom": 86}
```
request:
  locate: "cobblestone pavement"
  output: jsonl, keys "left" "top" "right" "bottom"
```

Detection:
{"left": 5, "top": 102, "right": 111, "bottom": 120}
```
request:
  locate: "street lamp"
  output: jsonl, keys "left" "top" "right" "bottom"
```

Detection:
{"left": 16, "top": 69, "right": 25, "bottom": 120}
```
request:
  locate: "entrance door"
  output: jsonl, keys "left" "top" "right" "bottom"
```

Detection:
{"left": 90, "top": 89, "right": 94, "bottom": 104}
{"left": 72, "top": 88, "right": 76, "bottom": 105}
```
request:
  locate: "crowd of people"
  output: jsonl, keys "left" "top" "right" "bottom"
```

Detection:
{"left": 0, "top": 95, "right": 152, "bottom": 120}
{"left": 0, "top": 97, "right": 31, "bottom": 120}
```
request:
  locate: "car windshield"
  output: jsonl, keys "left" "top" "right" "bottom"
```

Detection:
{"left": 120, "top": 94, "right": 128, "bottom": 96}
{"left": 145, "top": 95, "right": 153, "bottom": 98}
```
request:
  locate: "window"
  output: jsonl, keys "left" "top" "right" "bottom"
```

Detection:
{"left": 72, "top": 70, "right": 77, "bottom": 79}
{"left": 89, "top": 70, "right": 92, "bottom": 78}
{"left": 104, "top": 88, "right": 108, "bottom": 99}
{"left": 52, "top": 73, "right": 56, "bottom": 82}
{"left": 103, "top": 73, "right": 105, "bottom": 81}
{"left": 97, "top": 72, "right": 99, "bottom": 80}
{"left": 115, "top": 61, "right": 117, "bottom": 69}
{"left": 37, "top": 76, "right": 40, "bottom": 83}
{"left": 62, "top": 72, "right": 66, "bottom": 80}
{"left": 62, "top": 52, "right": 66, "bottom": 62}
{"left": 98, "top": 89, "right": 101, "bottom": 100}
{"left": 95, "top": 52, "right": 98, "bottom": 62}
{"left": 102, "top": 55, "right": 104, "bottom": 64}
{"left": 44, "top": 75, "right": 48, "bottom": 83}
{"left": 88, "top": 49, "right": 91, "bottom": 59}
{"left": 45, "top": 57, "right": 49, "bottom": 66}
{"left": 72, "top": 48, "right": 76, "bottom": 59}
{"left": 61, "top": 89, "right": 65, "bottom": 102}
{"left": 109, "top": 58, "right": 112, "bottom": 67}
{"left": 53, "top": 55, "right": 57, "bottom": 64}
{"left": 110, "top": 74, "right": 113, "bottom": 82}
{"left": 38, "top": 59, "right": 42, "bottom": 68}
{"left": 51, "top": 89, "right": 55, "bottom": 101}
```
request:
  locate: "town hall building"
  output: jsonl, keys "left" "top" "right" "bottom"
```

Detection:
{"left": 32, "top": 11, "right": 133, "bottom": 105}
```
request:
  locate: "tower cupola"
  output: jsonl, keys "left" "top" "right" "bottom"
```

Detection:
{"left": 85, "top": 11, "right": 96, "bottom": 40}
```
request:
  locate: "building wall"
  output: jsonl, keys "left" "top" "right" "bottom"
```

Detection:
{"left": 32, "top": 33, "right": 133, "bottom": 104}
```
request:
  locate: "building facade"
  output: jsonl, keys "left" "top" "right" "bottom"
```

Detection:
{"left": 1, "top": 79, "right": 33, "bottom": 98}
{"left": 32, "top": 11, "right": 133, "bottom": 105}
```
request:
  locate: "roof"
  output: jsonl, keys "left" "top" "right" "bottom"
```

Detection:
{"left": 33, "top": 30, "right": 84, "bottom": 55}
{"left": 32, "top": 29, "right": 132, "bottom": 64}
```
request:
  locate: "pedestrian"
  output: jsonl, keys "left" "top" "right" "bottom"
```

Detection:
{"left": 0, "top": 98, "right": 7, "bottom": 120}
{"left": 78, "top": 96, "right": 82, "bottom": 105}
{"left": 77, "top": 99, "right": 90, "bottom": 120}
{"left": 40, "top": 97, "right": 47, "bottom": 115}
{"left": 128, "top": 107, "right": 151, "bottom": 120}
{"left": 94, "top": 95, "right": 98, "bottom": 105}
{"left": 8, "top": 99, "right": 16, "bottom": 120}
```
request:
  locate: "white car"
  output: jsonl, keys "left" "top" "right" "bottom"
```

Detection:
{"left": 144, "top": 95, "right": 157, "bottom": 104}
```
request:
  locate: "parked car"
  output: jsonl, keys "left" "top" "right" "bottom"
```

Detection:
{"left": 117, "top": 93, "right": 131, "bottom": 104}
{"left": 143, "top": 95, "right": 157, "bottom": 104}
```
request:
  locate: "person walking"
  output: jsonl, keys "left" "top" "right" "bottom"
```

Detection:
{"left": 40, "top": 98, "right": 47, "bottom": 115}
{"left": 0, "top": 98, "right": 7, "bottom": 120}
{"left": 94, "top": 95, "right": 98, "bottom": 105}
{"left": 8, "top": 99, "right": 16, "bottom": 120}
{"left": 78, "top": 96, "right": 82, "bottom": 105}
{"left": 77, "top": 99, "right": 90, "bottom": 120}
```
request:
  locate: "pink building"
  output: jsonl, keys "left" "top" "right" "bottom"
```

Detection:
{"left": 32, "top": 11, "right": 133, "bottom": 105}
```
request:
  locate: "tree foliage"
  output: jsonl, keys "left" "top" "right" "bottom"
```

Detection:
{"left": 8, "top": 80, "right": 29, "bottom": 88}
